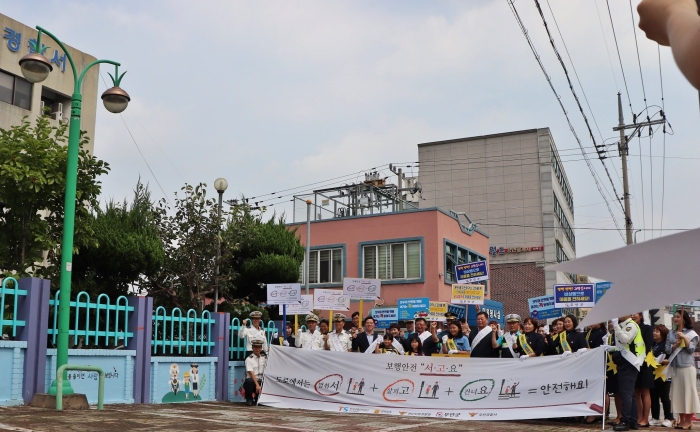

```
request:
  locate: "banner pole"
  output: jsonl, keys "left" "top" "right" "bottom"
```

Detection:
{"left": 329, "top": 310, "right": 333, "bottom": 325}
{"left": 295, "top": 314, "right": 298, "bottom": 334}
{"left": 282, "top": 305, "right": 287, "bottom": 344}
{"left": 359, "top": 300, "right": 364, "bottom": 320}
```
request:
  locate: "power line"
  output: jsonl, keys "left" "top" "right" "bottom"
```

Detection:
{"left": 605, "top": 0, "right": 634, "bottom": 116}
{"left": 594, "top": 0, "right": 620, "bottom": 92}
{"left": 658, "top": 45, "right": 667, "bottom": 235}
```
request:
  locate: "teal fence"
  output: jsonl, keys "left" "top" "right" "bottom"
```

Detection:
{"left": 48, "top": 291, "right": 134, "bottom": 348}
{"left": 0, "top": 277, "right": 26, "bottom": 338}
{"left": 229, "top": 318, "right": 278, "bottom": 360}
{"left": 152, "top": 307, "right": 215, "bottom": 356}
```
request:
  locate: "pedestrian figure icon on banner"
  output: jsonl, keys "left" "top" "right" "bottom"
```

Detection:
{"left": 498, "top": 379, "right": 521, "bottom": 400}
{"left": 418, "top": 381, "right": 440, "bottom": 399}
{"left": 346, "top": 378, "right": 366, "bottom": 395}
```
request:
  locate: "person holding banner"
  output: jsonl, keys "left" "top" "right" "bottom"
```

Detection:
{"left": 441, "top": 319, "right": 470, "bottom": 355}
{"left": 351, "top": 316, "right": 380, "bottom": 353}
{"left": 498, "top": 314, "right": 522, "bottom": 359}
{"left": 405, "top": 335, "right": 425, "bottom": 356}
{"left": 412, "top": 317, "right": 440, "bottom": 356}
{"left": 545, "top": 318, "right": 564, "bottom": 355}
{"left": 665, "top": 309, "right": 700, "bottom": 430}
{"left": 243, "top": 338, "right": 267, "bottom": 406}
{"left": 374, "top": 334, "right": 401, "bottom": 355}
{"left": 313, "top": 319, "right": 331, "bottom": 350}
{"left": 513, "top": 317, "right": 545, "bottom": 357}
{"left": 468, "top": 312, "right": 498, "bottom": 358}
{"left": 548, "top": 315, "right": 587, "bottom": 356}
{"left": 296, "top": 314, "right": 321, "bottom": 349}
{"left": 323, "top": 313, "right": 352, "bottom": 352}
{"left": 239, "top": 311, "right": 269, "bottom": 357}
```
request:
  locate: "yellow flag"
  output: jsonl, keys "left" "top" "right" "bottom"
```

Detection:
{"left": 644, "top": 351, "right": 659, "bottom": 369}
{"left": 606, "top": 353, "right": 618, "bottom": 374}
{"left": 653, "top": 365, "right": 668, "bottom": 381}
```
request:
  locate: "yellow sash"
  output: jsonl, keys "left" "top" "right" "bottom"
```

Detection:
{"left": 558, "top": 332, "right": 572, "bottom": 352}
{"left": 518, "top": 333, "right": 534, "bottom": 356}
{"left": 446, "top": 338, "right": 457, "bottom": 352}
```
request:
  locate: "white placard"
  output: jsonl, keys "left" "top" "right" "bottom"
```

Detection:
{"left": 314, "top": 289, "right": 350, "bottom": 311}
{"left": 260, "top": 346, "right": 605, "bottom": 420}
{"left": 266, "top": 283, "right": 302, "bottom": 306}
{"left": 342, "top": 278, "right": 381, "bottom": 300}
{"left": 278, "top": 295, "right": 313, "bottom": 316}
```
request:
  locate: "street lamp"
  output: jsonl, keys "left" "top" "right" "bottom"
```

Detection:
{"left": 213, "top": 178, "right": 228, "bottom": 312}
{"left": 19, "top": 26, "right": 129, "bottom": 397}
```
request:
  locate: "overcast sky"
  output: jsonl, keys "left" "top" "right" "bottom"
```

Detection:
{"left": 5, "top": 0, "right": 699, "bottom": 258}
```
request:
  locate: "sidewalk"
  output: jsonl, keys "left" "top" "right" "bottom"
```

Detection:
{"left": 0, "top": 402, "right": 664, "bottom": 432}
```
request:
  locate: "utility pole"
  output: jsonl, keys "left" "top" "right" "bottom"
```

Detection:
{"left": 389, "top": 164, "right": 405, "bottom": 210}
{"left": 613, "top": 92, "right": 666, "bottom": 245}
{"left": 305, "top": 199, "right": 312, "bottom": 295}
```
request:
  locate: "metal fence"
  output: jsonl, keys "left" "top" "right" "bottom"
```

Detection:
{"left": 229, "top": 318, "right": 278, "bottom": 360}
{"left": 48, "top": 291, "right": 134, "bottom": 348}
{"left": 0, "top": 277, "right": 26, "bottom": 338}
{"left": 152, "top": 307, "right": 216, "bottom": 356}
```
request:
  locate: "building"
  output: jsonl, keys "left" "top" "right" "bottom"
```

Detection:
{"left": 417, "top": 128, "right": 576, "bottom": 319}
{"left": 288, "top": 191, "right": 491, "bottom": 321}
{"left": 0, "top": 14, "right": 98, "bottom": 153}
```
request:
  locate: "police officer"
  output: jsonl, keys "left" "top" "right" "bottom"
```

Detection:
{"left": 322, "top": 313, "right": 352, "bottom": 351}
{"left": 243, "top": 338, "right": 267, "bottom": 406}
{"left": 295, "top": 314, "right": 321, "bottom": 349}
{"left": 498, "top": 314, "right": 522, "bottom": 358}
{"left": 606, "top": 315, "right": 645, "bottom": 431}
{"left": 239, "top": 311, "right": 268, "bottom": 357}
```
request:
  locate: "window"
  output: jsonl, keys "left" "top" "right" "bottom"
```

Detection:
{"left": 362, "top": 241, "right": 420, "bottom": 280}
{"left": 555, "top": 240, "right": 577, "bottom": 283}
{"left": 298, "top": 248, "right": 343, "bottom": 284}
{"left": 550, "top": 146, "right": 574, "bottom": 215}
{"left": 444, "top": 241, "right": 488, "bottom": 293}
{"left": 553, "top": 193, "right": 576, "bottom": 250}
{"left": 0, "top": 70, "right": 32, "bottom": 110}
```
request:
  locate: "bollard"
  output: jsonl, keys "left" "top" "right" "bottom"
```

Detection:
{"left": 56, "top": 364, "right": 104, "bottom": 411}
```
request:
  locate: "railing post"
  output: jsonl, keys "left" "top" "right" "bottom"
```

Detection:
{"left": 16, "top": 277, "right": 50, "bottom": 404}
{"left": 126, "top": 295, "right": 153, "bottom": 404}
{"left": 212, "top": 312, "right": 230, "bottom": 401}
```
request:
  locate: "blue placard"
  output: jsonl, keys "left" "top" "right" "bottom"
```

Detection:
{"left": 370, "top": 307, "right": 398, "bottom": 322}
{"left": 447, "top": 304, "right": 467, "bottom": 319}
{"left": 531, "top": 308, "right": 563, "bottom": 320}
{"left": 527, "top": 295, "right": 562, "bottom": 320}
{"left": 455, "top": 260, "right": 489, "bottom": 283}
{"left": 375, "top": 321, "right": 391, "bottom": 329}
{"left": 595, "top": 282, "right": 612, "bottom": 304}
{"left": 467, "top": 299, "right": 504, "bottom": 327}
{"left": 398, "top": 297, "right": 430, "bottom": 320}
{"left": 554, "top": 284, "right": 595, "bottom": 308}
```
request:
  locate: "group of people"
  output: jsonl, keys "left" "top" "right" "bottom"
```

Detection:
{"left": 238, "top": 308, "right": 700, "bottom": 429}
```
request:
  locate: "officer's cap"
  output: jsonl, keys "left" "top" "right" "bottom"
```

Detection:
{"left": 505, "top": 313, "right": 521, "bottom": 323}
{"left": 251, "top": 338, "right": 265, "bottom": 347}
{"left": 305, "top": 313, "right": 319, "bottom": 323}
{"left": 333, "top": 313, "right": 346, "bottom": 323}
{"left": 249, "top": 311, "right": 263, "bottom": 319}
{"left": 445, "top": 312, "right": 458, "bottom": 320}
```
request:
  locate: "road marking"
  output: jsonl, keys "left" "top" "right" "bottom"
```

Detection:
{"left": 0, "top": 423, "right": 36, "bottom": 432}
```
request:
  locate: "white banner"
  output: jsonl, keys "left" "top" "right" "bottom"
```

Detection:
{"left": 267, "top": 283, "right": 302, "bottom": 305}
{"left": 343, "top": 278, "right": 381, "bottom": 300}
{"left": 260, "top": 347, "right": 606, "bottom": 421}
{"left": 279, "top": 295, "right": 313, "bottom": 316}
{"left": 314, "top": 289, "right": 349, "bottom": 311}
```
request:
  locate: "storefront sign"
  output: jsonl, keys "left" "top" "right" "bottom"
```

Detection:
{"left": 489, "top": 246, "right": 544, "bottom": 256}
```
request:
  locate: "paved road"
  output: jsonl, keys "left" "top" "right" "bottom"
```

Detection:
{"left": 0, "top": 402, "right": 679, "bottom": 432}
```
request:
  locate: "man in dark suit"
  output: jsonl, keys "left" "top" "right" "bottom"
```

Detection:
{"left": 351, "top": 316, "right": 380, "bottom": 353}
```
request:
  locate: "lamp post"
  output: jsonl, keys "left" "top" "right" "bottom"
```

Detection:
{"left": 19, "top": 27, "right": 129, "bottom": 396}
{"left": 213, "top": 178, "right": 228, "bottom": 312}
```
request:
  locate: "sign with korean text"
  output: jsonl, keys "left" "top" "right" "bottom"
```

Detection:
{"left": 451, "top": 284, "right": 485, "bottom": 305}
{"left": 398, "top": 297, "right": 430, "bottom": 320}
{"left": 370, "top": 307, "right": 398, "bottom": 322}
{"left": 554, "top": 284, "right": 595, "bottom": 309}
{"left": 343, "top": 278, "right": 381, "bottom": 300}
{"left": 314, "top": 289, "right": 349, "bottom": 311}
{"left": 595, "top": 282, "right": 612, "bottom": 304}
{"left": 447, "top": 304, "right": 467, "bottom": 320}
{"left": 528, "top": 295, "right": 562, "bottom": 320}
{"left": 468, "top": 299, "right": 504, "bottom": 327}
{"left": 261, "top": 345, "right": 605, "bottom": 420}
{"left": 455, "top": 260, "right": 489, "bottom": 284}
{"left": 267, "top": 283, "right": 302, "bottom": 305}
{"left": 278, "top": 295, "right": 313, "bottom": 316}
{"left": 428, "top": 301, "right": 448, "bottom": 322}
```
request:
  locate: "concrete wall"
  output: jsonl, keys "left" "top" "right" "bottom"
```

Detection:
{"left": 149, "top": 357, "right": 216, "bottom": 404}
{"left": 0, "top": 341, "right": 26, "bottom": 406}
{"left": 0, "top": 14, "right": 98, "bottom": 153}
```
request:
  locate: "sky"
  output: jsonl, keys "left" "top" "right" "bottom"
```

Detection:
{"left": 4, "top": 0, "right": 699, "bottom": 258}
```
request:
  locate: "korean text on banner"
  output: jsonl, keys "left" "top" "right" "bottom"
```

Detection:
{"left": 279, "top": 295, "right": 313, "bottom": 316}
{"left": 267, "top": 283, "right": 302, "bottom": 305}
{"left": 527, "top": 295, "right": 562, "bottom": 320}
{"left": 398, "top": 297, "right": 430, "bottom": 320}
{"left": 314, "top": 289, "right": 349, "bottom": 311}
{"left": 447, "top": 304, "right": 467, "bottom": 320}
{"left": 343, "top": 278, "right": 381, "bottom": 300}
{"left": 371, "top": 308, "right": 398, "bottom": 322}
{"left": 594, "top": 282, "right": 612, "bottom": 304}
{"left": 554, "top": 284, "right": 595, "bottom": 309}
{"left": 428, "top": 301, "right": 448, "bottom": 322}
{"left": 260, "top": 346, "right": 606, "bottom": 421}
{"left": 451, "top": 284, "right": 485, "bottom": 305}
{"left": 455, "top": 260, "right": 489, "bottom": 284}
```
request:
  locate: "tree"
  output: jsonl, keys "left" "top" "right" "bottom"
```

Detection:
{"left": 146, "top": 183, "right": 237, "bottom": 310}
{"left": 224, "top": 206, "right": 304, "bottom": 305}
{"left": 71, "top": 180, "right": 164, "bottom": 299}
{"left": 0, "top": 116, "right": 108, "bottom": 286}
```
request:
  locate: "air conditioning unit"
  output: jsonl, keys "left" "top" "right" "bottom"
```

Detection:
{"left": 51, "top": 103, "right": 63, "bottom": 121}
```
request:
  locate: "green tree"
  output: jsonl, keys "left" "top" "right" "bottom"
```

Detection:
{"left": 0, "top": 116, "right": 108, "bottom": 286}
{"left": 146, "top": 183, "right": 236, "bottom": 310}
{"left": 224, "top": 206, "right": 304, "bottom": 304}
{"left": 71, "top": 180, "right": 164, "bottom": 299}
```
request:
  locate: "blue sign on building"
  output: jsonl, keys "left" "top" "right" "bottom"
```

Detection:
{"left": 467, "top": 299, "right": 504, "bottom": 327}
{"left": 595, "top": 282, "right": 612, "bottom": 304}
{"left": 398, "top": 297, "right": 430, "bottom": 320}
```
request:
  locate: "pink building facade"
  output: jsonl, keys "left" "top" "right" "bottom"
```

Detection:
{"left": 287, "top": 208, "right": 491, "bottom": 321}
